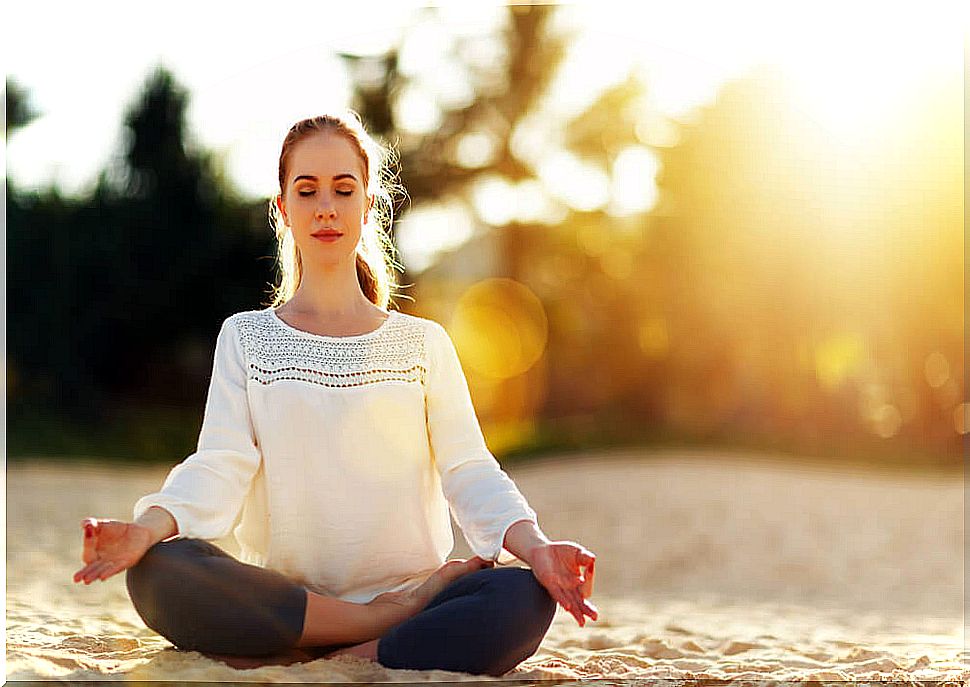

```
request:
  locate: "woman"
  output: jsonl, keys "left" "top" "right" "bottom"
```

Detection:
{"left": 73, "top": 112, "right": 598, "bottom": 676}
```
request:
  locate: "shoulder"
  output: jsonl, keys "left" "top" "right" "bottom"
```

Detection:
{"left": 390, "top": 310, "right": 446, "bottom": 336}
{"left": 223, "top": 308, "right": 268, "bottom": 328}
{"left": 214, "top": 309, "right": 273, "bottom": 359}
{"left": 218, "top": 309, "right": 269, "bottom": 338}
{"left": 389, "top": 311, "right": 451, "bottom": 352}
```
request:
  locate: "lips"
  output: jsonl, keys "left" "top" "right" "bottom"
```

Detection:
{"left": 312, "top": 229, "right": 343, "bottom": 243}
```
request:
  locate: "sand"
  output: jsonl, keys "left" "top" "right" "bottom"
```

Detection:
{"left": 5, "top": 449, "right": 966, "bottom": 682}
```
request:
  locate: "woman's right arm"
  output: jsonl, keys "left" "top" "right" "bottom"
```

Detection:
{"left": 131, "top": 316, "right": 262, "bottom": 540}
{"left": 73, "top": 506, "right": 177, "bottom": 584}
{"left": 134, "top": 504, "right": 179, "bottom": 543}
{"left": 74, "top": 316, "right": 262, "bottom": 583}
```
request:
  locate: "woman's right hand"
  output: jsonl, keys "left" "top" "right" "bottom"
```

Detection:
{"left": 367, "top": 557, "right": 494, "bottom": 627}
{"left": 73, "top": 517, "right": 154, "bottom": 584}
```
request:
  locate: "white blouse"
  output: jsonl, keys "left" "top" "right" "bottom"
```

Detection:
{"left": 133, "top": 307, "right": 538, "bottom": 603}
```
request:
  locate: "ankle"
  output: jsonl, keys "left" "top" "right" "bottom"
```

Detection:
{"left": 327, "top": 638, "right": 380, "bottom": 661}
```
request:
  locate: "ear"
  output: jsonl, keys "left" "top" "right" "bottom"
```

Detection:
{"left": 276, "top": 195, "right": 287, "bottom": 222}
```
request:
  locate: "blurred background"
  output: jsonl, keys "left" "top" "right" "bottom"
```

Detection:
{"left": 5, "top": 2, "right": 964, "bottom": 472}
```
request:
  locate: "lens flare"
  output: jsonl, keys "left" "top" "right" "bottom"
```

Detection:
{"left": 449, "top": 279, "right": 548, "bottom": 381}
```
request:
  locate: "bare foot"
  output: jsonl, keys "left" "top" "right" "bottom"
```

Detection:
{"left": 325, "top": 638, "right": 380, "bottom": 661}
{"left": 413, "top": 556, "right": 493, "bottom": 608}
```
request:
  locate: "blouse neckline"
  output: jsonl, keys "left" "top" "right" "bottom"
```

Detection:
{"left": 266, "top": 307, "right": 396, "bottom": 341}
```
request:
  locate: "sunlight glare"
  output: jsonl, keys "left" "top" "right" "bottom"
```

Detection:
{"left": 538, "top": 152, "right": 610, "bottom": 212}
{"left": 393, "top": 84, "right": 442, "bottom": 135}
{"left": 776, "top": 10, "right": 962, "bottom": 143}
{"left": 609, "top": 145, "right": 660, "bottom": 216}
{"left": 395, "top": 201, "right": 475, "bottom": 273}
{"left": 472, "top": 175, "right": 517, "bottom": 226}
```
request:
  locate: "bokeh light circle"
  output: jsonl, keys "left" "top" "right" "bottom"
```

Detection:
{"left": 449, "top": 279, "right": 548, "bottom": 380}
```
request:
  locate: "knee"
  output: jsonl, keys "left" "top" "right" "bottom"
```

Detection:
{"left": 127, "top": 539, "right": 203, "bottom": 601}
{"left": 491, "top": 568, "right": 557, "bottom": 630}
{"left": 127, "top": 540, "right": 177, "bottom": 601}
{"left": 125, "top": 539, "right": 306, "bottom": 656}
{"left": 466, "top": 570, "right": 555, "bottom": 676}
{"left": 481, "top": 567, "right": 556, "bottom": 671}
{"left": 125, "top": 539, "right": 213, "bottom": 642}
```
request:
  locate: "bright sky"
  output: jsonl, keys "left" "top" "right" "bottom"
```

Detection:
{"left": 5, "top": 0, "right": 964, "bottom": 270}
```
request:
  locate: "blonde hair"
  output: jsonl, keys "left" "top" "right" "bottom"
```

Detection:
{"left": 267, "top": 111, "right": 404, "bottom": 309}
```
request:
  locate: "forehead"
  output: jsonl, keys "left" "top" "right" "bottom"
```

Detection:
{"left": 287, "top": 132, "right": 365, "bottom": 183}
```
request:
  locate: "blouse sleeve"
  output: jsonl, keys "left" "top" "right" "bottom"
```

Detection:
{"left": 132, "top": 316, "right": 262, "bottom": 541}
{"left": 424, "top": 320, "right": 539, "bottom": 563}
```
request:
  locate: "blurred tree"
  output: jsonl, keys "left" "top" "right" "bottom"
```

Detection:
{"left": 8, "top": 65, "right": 276, "bottom": 430}
{"left": 341, "top": 5, "right": 671, "bottom": 447}
{"left": 364, "top": 9, "right": 962, "bottom": 465}
{"left": 340, "top": 5, "right": 567, "bottom": 232}
{"left": 5, "top": 77, "right": 39, "bottom": 137}
{"left": 103, "top": 66, "right": 277, "bottom": 402}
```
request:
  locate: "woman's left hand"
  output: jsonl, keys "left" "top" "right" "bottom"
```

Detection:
{"left": 527, "top": 541, "right": 598, "bottom": 626}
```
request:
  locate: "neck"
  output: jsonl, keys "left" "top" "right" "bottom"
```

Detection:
{"left": 288, "top": 254, "right": 379, "bottom": 317}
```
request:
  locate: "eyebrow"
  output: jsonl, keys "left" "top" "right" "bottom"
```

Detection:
{"left": 293, "top": 173, "right": 359, "bottom": 184}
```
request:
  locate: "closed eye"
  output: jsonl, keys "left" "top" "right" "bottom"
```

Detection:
{"left": 298, "top": 189, "right": 353, "bottom": 196}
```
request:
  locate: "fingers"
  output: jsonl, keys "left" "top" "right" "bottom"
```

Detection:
{"left": 575, "top": 548, "right": 596, "bottom": 571}
{"left": 549, "top": 545, "right": 598, "bottom": 626}
{"left": 548, "top": 581, "right": 598, "bottom": 627}
{"left": 81, "top": 518, "right": 99, "bottom": 564}
{"left": 74, "top": 560, "right": 115, "bottom": 584}
{"left": 579, "top": 558, "right": 595, "bottom": 598}
{"left": 89, "top": 560, "right": 114, "bottom": 582}
{"left": 561, "top": 587, "right": 584, "bottom": 626}
{"left": 563, "top": 585, "right": 598, "bottom": 625}
{"left": 548, "top": 585, "right": 582, "bottom": 626}
{"left": 96, "top": 560, "right": 126, "bottom": 581}
{"left": 579, "top": 595, "right": 599, "bottom": 621}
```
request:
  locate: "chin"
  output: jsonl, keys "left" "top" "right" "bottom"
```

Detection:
{"left": 306, "top": 248, "right": 358, "bottom": 270}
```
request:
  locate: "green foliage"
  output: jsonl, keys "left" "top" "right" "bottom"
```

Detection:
{"left": 6, "top": 10, "right": 961, "bottom": 469}
{"left": 7, "top": 65, "right": 277, "bottom": 430}
{"left": 341, "top": 5, "right": 567, "bottom": 234}
{"left": 6, "top": 76, "right": 39, "bottom": 137}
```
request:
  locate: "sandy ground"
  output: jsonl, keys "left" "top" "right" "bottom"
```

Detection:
{"left": 5, "top": 449, "right": 966, "bottom": 682}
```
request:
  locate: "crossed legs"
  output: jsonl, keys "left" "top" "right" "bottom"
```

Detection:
{"left": 126, "top": 539, "right": 556, "bottom": 676}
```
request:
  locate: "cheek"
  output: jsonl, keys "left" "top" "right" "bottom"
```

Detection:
{"left": 348, "top": 199, "right": 368, "bottom": 221}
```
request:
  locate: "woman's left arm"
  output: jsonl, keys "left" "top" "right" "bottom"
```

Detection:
{"left": 424, "top": 322, "right": 598, "bottom": 626}
{"left": 424, "top": 321, "right": 538, "bottom": 562}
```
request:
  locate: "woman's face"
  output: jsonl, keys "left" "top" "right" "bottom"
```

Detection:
{"left": 279, "top": 131, "right": 372, "bottom": 270}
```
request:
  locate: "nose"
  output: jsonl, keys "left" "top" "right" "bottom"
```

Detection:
{"left": 315, "top": 195, "right": 337, "bottom": 219}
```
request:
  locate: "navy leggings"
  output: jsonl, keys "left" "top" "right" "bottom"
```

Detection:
{"left": 126, "top": 539, "right": 557, "bottom": 676}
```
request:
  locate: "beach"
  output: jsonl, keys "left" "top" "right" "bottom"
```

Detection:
{"left": 6, "top": 449, "right": 966, "bottom": 682}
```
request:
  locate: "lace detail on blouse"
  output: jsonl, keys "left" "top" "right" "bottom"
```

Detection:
{"left": 231, "top": 309, "right": 428, "bottom": 388}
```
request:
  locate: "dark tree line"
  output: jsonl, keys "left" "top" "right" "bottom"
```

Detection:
{"left": 6, "top": 5, "right": 571, "bottom": 455}
{"left": 6, "top": 5, "right": 961, "bottom": 466}
{"left": 8, "top": 67, "right": 276, "bottom": 422}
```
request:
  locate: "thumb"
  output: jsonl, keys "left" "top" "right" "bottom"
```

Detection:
{"left": 81, "top": 518, "right": 99, "bottom": 563}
